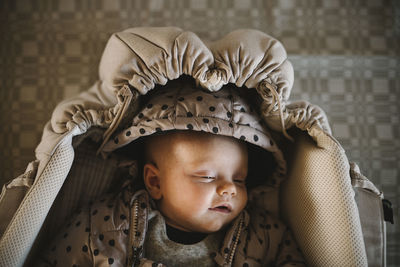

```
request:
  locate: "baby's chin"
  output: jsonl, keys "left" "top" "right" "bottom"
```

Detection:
{"left": 190, "top": 220, "right": 234, "bottom": 234}
{"left": 162, "top": 207, "right": 245, "bottom": 233}
{"left": 166, "top": 219, "right": 229, "bottom": 234}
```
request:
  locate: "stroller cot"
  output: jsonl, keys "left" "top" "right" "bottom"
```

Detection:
{"left": 0, "top": 27, "right": 390, "bottom": 266}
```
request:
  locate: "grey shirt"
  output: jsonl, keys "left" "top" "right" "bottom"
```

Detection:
{"left": 144, "top": 209, "right": 224, "bottom": 267}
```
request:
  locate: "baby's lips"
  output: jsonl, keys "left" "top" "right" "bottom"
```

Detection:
{"left": 209, "top": 203, "right": 233, "bottom": 213}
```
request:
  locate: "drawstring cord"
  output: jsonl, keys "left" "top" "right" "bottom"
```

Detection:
{"left": 262, "top": 80, "right": 294, "bottom": 142}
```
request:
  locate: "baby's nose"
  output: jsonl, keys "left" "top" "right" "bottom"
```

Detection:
{"left": 217, "top": 181, "right": 237, "bottom": 197}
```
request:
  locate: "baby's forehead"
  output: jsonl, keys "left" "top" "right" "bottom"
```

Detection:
{"left": 149, "top": 130, "right": 246, "bottom": 149}
{"left": 145, "top": 130, "right": 248, "bottom": 161}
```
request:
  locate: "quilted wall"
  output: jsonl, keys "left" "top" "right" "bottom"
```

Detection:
{"left": 0, "top": 0, "right": 398, "bottom": 265}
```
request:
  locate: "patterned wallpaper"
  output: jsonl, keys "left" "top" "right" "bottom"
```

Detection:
{"left": 0, "top": 0, "right": 399, "bottom": 265}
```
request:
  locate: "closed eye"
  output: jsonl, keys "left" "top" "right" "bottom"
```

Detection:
{"left": 234, "top": 178, "right": 246, "bottom": 185}
{"left": 201, "top": 176, "right": 215, "bottom": 180}
{"left": 195, "top": 176, "right": 216, "bottom": 183}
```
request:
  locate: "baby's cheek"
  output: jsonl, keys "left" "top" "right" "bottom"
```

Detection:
{"left": 187, "top": 186, "right": 213, "bottom": 207}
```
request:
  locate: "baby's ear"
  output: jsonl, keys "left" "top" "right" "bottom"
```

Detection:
{"left": 143, "top": 163, "right": 162, "bottom": 200}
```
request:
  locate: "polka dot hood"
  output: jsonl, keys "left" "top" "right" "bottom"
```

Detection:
{"left": 103, "top": 77, "right": 287, "bottom": 185}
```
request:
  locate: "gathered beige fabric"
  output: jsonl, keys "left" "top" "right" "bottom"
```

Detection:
{"left": 0, "top": 27, "right": 386, "bottom": 267}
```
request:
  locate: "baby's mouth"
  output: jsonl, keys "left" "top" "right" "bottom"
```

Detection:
{"left": 209, "top": 204, "right": 232, "bottom": 213}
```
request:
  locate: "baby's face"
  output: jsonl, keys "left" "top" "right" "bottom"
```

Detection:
{"left": 144, "top": 132, "right": 248, "bottom": 233}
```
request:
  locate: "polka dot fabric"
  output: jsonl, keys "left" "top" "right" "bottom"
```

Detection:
{"left": 103, "top": 78, "right": 287, "bottom": 185}
{"left": 35, "top": 186, "right": 306, "bottom": 266}
{"left": 36, "top": 206, "right": 93, "bottom": 266}
{"left": 36, "top": 192, "right": 132, "bottom": 267}
{"left": 234, "top": 207, "right": 305, "bottom": 266}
